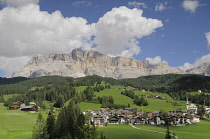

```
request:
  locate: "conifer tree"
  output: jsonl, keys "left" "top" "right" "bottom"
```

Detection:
{"left": 165, "top": 126, "right": 172, "bottom": 139}
{"left": 32, "top": 113, "right": 48, "bottom": 139}
{"left": 45, "top": 111, "right": 55, "bottom": 139}
{"left": 54, "top": 94, "right": 64, "bottom": 108}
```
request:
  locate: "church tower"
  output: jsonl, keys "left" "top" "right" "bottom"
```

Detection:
{"left": 186, "top": 95, "right": 189, "bottom": 111}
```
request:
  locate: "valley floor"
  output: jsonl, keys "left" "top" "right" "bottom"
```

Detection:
{"left": 97, "top": 123, "right": 210, "bottom": 139}
{"left": 1, "top": 102, "right": 210, "bottom": 139}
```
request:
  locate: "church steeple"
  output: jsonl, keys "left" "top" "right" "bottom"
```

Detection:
{"left": 186, "top": 95, "right": 189, "bottom": 110}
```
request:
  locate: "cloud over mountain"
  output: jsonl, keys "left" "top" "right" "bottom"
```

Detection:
{"left": 0, "top": 4, "right": 95, "bottom": 75}
{"left": 145, "top": 56, "right": 167, "bottom": 65}
{"left": 94, "top": 6, "right": 163, "bottom": 57}
{"left": 180, "top": 53, "right": 210, "bottom": 71}
{"left": 0, "top": 3, "right": 163, "bottom": 76}
{"left": 0, "top": 56, "right": 30, "bottom": 76}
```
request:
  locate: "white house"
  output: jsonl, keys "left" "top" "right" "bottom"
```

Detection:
{"left": 191, "top": 116, "right": 200, "bottom": 122}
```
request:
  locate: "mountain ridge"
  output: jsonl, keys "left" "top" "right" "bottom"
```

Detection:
{"left": 12, "top": 48, "right": 186, "bottom": 79}
{"left": 186, "top": 62, "right": 210, "bottom": 76}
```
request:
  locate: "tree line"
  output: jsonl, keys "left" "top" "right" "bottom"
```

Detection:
{"left": 121, "top": 90, "right": 148, "bottom": 106}
{"left": 1, "top": 74, "right": 210, "bottom": 108}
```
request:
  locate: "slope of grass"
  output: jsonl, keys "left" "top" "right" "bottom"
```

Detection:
{"left": 0, "top": 103, "right": 37, "bottom": 139}
{"left": 75, "top": 86, "right": 88, "bottom": 93}
{"left": 97, "top": 124, "right": 164, "bottom": 139}
{"left": 98, "top": 123, "right": 210, "bottom": 139}
{"left": 135, "top": 122, "right": 210, "bottom": 139}
{"left": 94, "top": 87, "right": 134, "bottom": 107}
{"left": 79, "top": 102, "right": 101, "bottom": 112}
{"left": 92, "top": 86, "right": 186, "bottom": 112}
{"left": 134, "top": 91, "right": 186, "bottom": 111}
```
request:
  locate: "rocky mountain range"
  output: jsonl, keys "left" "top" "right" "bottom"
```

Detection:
{"left": 186, "top": 62, "right": 210, "bottom": 76}
{"left": 12, "top": 48, "right": 208, "bottom": 79}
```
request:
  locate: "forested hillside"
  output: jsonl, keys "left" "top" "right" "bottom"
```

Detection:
{"left": 1, "top": 74, "right": 210, "bottom": 95}
{"left": 0, "top": 77, "right": 28, "bottom": 85}
{"left": 1, "top": 74, "right": 210, "bottom": 106}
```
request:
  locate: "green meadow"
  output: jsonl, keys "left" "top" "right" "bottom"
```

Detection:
{"left": 135, "top": 122, "right": 210, "bottom": 139}
{"left": 88, "top": 86, "right": 187, "bottom": 112}
{"left": 0, "top": 103, "right": 36, "bottom": 139}
{"left": 75, "top": 86, "right": 88, "bottom": 93}
{"left": 79, "top": 102, "right": 101, "bottom": 112}
{"left": 97, "top": 124, "right": 165, "bottom": 139}
{"left": 98, "top": 123, "right": 210, "bottom": 139}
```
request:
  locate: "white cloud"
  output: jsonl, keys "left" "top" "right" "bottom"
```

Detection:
{"left": 0, "top": 4, "right": 95, "bottom": 58}
{"left": 0, "top": 4, "right": 163, "bottom": 76}
{"left": 94, "top": 6, "right": 163, "bottom": 57}
{"left": 0, "top": 56, "right": 31, "bottom": 76}
{"left": 72, "top": 1, "right": 92, "bottom": 7}
{"left": 0, "top": 4, "right": 95, "bottom": 76}
{"left": 155, "top": 2, "right": 168, "bottom": 11}
{"left": 180, "top": 53, "right": 210, "bottom": 71}
{"left": 128, "top": 1, "right": 147, "bottom": 9}
{"left": 0, "top": 0, "right": 39, "bottom": 7}
{"left": 179, "top": 62, "right": 194, "bottom": 71}
{"left": 182, "top": 0, "right": 200, "bottom": 13}
{"left": 145, "top": 56, "right": 168, "bottom": 65}
{"left": 205, "top": 32, "right": 210, "bottom": 46}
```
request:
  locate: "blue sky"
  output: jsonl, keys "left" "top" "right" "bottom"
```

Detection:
{"left": 0, "top": 0, "right": 210, "bottom": 77}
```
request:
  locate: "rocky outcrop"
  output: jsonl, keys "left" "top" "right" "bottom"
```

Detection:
{"left": 12, "top": 48, "right": 185, "bottom": 79}
{"left": 186, "top": 63, "right": 210, "bottom": 76}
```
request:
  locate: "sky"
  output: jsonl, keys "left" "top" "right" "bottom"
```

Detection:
{"left": 0, "top": 0, "right": 210, "bottom": 77}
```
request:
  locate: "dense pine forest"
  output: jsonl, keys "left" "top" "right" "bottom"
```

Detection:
{"left": 1, "top": 74, "right": 210, "bottom": 95}
{"left": 1, "top": 74, "right": 210, "bottom": 106}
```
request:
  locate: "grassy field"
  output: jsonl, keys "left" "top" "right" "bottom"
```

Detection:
{"left": 134, "top": 91, "right": 186, "bottom": 111}
{"left": 135, "top": 122, "right": 210, "bottom": 139}
{"left": 79, "top": 102, "right": 101, "bottom": 112}
{"left": 75, "top": 86, "right": 88, "bottom": 93}
{"left": 97, "top": 124, "right": 165, "bottom": 139}
{"left": 0, "top": 101, "right": 54, "bottom": 139}
{"left": 94, "top": 87, "right": 135, "bottom": 107}
{"left": 98, "top": 123, "right": 210, "bottom": 139}
{"left": 92, "top": 86, "right": 186, "bottom": 112}
{"left": 0, "top": 103, "right": 37, "bottom": 139}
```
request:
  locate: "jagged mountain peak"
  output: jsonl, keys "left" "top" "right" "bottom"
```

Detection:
{"left": 12, "top": 48, "right": 185, "bottom": 79}
{"left": 186, "top": 62, "right": 210, "bottom": 76}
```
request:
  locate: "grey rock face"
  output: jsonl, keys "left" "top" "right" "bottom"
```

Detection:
{"left": 12, "top": 48, "right": 185, "bottom": 79}
{"left": 186, "top": 63, "right": 210, "bottom": 76}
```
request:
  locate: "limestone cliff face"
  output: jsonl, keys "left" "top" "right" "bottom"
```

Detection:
{"left": 12, "top": 49, "right": 185, "bottom": 78}
{"left": 186, "top": 63, "right": 210, "bottom": 76}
